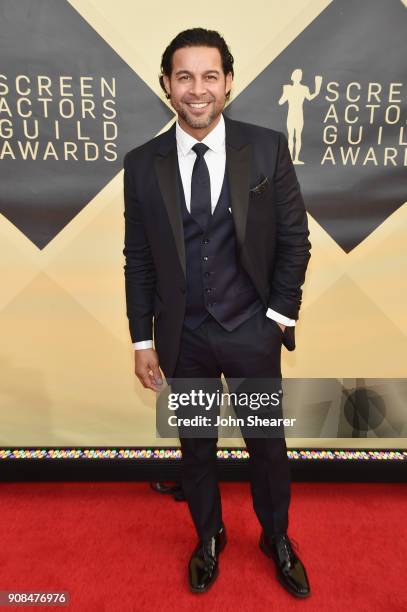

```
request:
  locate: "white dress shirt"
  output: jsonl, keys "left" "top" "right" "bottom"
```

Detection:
{"left": 133, "top": 113, "right": 295, "bottom": 350}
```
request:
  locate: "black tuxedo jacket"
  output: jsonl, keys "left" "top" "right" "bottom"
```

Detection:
{"left": 123, "top": 114, "right": 311, "bottom": 378}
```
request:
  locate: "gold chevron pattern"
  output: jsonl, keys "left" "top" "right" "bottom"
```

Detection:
{"left": 1, "top": 0, "right": 405, "bottom": 448}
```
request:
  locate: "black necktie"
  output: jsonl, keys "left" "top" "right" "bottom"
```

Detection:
{"left": 191, "top": 143, "right": 211, "bottom": 229}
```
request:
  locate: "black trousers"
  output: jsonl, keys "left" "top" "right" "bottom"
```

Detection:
{"left": 170, "top": 307, "right": 291, "bottom": 543}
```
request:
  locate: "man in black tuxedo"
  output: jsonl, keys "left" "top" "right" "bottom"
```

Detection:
{"left": 123, "top": 28, "right": 312, "bottom": 597}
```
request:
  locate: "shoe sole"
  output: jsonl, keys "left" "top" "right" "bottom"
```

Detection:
{"left": 259, "top": 538, "right": 311, "bottom": 599}
{"left": 189, "top": 534, "right": 227, "bottom": 594}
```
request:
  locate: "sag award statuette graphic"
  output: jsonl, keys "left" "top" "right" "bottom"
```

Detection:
{"left": 226, "top": 0, "right": 407, "bottom": 252}
{"left": 279, "top": 70, "right": 322, "bottom": 165}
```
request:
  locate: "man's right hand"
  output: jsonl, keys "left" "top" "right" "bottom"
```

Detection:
{"left": 134, "top": 348, "right": 164, "bottom": 392}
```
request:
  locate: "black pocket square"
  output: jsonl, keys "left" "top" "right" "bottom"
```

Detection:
{"left": 249, "top": 176, "right": 269, "bottom": 195}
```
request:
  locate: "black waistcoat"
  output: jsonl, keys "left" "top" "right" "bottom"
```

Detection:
{"left": 177, "top": 159, "right": 263, "bottom": 331}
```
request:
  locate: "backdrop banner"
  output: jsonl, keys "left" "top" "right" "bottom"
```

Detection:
{"left": 0, "top": 0, "right": 405, "bottom": 448}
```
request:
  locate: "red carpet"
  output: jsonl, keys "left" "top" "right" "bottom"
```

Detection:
{"left": 0, "top": 481, "right": 406, "bottom": 611}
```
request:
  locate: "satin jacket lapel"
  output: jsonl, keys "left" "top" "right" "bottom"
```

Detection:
{"left": 154, "top": 123, "right": 186, "bottom": 280}
{"left": 224, "top": 115, "right": 251, "bottom": 256}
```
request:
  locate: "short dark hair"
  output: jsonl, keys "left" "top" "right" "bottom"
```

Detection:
{"left": 159, "top": 28, "right": 234, "bottom": 101}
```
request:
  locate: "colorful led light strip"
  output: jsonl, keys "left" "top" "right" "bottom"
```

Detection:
{"left": 0, "top": 449, "right": 406, "bottom": 461}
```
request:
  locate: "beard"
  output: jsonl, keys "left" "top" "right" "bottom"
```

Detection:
{"left": 175, "top": 99, "right": 223, "bottom": 129}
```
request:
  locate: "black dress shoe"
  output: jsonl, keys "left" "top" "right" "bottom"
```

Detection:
{"left": 188, "top": 525, "right": 227, "bottom": 593}
{"left": 259, "top": 531, "right": 310, "bottom": 598}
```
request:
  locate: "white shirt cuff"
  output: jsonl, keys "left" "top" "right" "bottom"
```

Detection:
{"left": 133, "top": 340, "right": 154, "bottom": 350}
{"left": 266, "top": 308, "right": 295, "bottom": 326}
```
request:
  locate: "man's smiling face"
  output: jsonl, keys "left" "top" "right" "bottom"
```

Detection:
{"left": 163, "top": 45, "right": 233, "bottom": 138}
